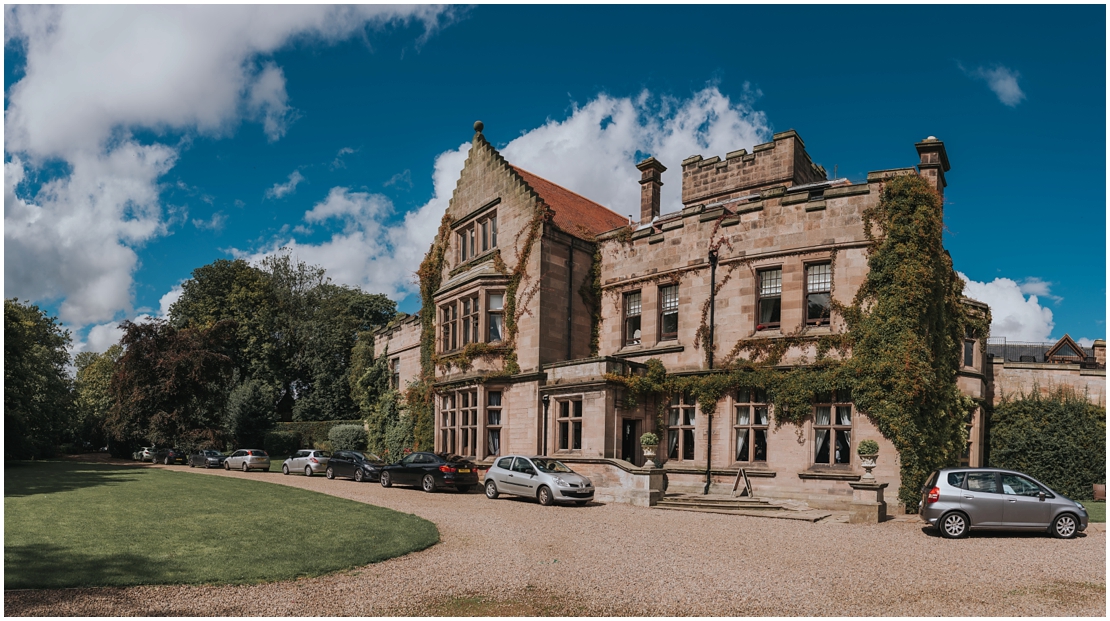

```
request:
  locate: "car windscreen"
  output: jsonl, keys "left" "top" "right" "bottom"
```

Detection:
{"left": 532, "top": 459, "right": 573, "bottom": 473}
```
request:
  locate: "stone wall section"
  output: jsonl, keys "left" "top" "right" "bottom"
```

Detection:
{"left": 986, "top": 359, "right": 1106, "bottom": 407}
{"left": 372, "top": 314, "right": 422, "bottom": 391}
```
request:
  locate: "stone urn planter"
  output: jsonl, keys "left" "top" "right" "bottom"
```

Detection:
{"left": 857, "top": 440, "right": 880, "bottom": 481}
{"left": 640, "top": 432, "right": 660, "bottom": 468}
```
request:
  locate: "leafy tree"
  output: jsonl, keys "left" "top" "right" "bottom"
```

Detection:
{"left": 4, "top": 298, "right": 74, "bottom": 459}
{"left": 990, "top": 387, "right": 1106, "bottom": 500}
{"left": 107, "top": 319, "right": 235, "bottom": 453}
{"left": 74, "top": 344, "right": 123, "bottom": 450}
{"left": 225, "top": 379, "right": 278, "bottom": 449}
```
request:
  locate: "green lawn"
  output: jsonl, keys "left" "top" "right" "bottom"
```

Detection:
{"left": 4, "top": 460, "right": 438, "bottom": 589}
{"left": 1085, "top": 501, "right": 1105, "bottom": 523}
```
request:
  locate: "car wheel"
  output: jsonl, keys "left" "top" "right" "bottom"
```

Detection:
{"left": 242, "top": 462, "right": 249, "bottom": 472}
{"left": 282, "top": 464, "right": 290, "bottom": 475}
{"left": 224, "top": 461, "right": 231, "bottom": 470}
{"left": 422, "top": 474, "right": 436, "bottom": 493}
{"left": 326, "top": 467, "right": 335, "bottom": 480}
{"left": 939, "top": 511, "right": 969, "bottom": 539}
{"left": 457, "top": 485, "right": 473, "bottom": 494}
{"left": 354, "top": 469, "right": 365, "bottom": 483}
{"left": 485, "top": 480, "right": 500, "bottom": 499}
{"left": 380, "top": 471, "right": 392, "bottom": 488}
{"left": 537, "top": 485, "right": 554, "bottom": 506}
{"left": 189, "top": 461, "right": 195, "bottom": 468}
{"left": 304, "top": 466, "right": 313, "bottom": 477}
{"left": 1051, "top": 513, "right": 1079, "bottom": 539}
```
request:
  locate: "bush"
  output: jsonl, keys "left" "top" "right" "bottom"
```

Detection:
{"left": 274, "top": 420, "right": 359, "bottom": 449}
{"left": 264, "top": 430, "right": 301, "bottom": 457}
{"left": 857, "top": 439, "right": 879, "bottom": 456}
{"left": 329, "top": 424, "right": 368, "bottom": 451}
{"left": 640, "top": 432, "right": 659, "bottom": 446}
{"left": 990, "top": 387, "right": 1106, "bottom": 500}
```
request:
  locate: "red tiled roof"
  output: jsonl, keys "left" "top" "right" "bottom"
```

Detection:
{"left": 511, "top": 166, "right": 629, "bottom": 238}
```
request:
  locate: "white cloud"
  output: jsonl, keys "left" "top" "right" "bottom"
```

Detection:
{"left": 384, "top": 169, "right": 413, "bottom": 189}
{"left": 1077, "top": 337, "right": 1095, "bottom": 348}
{"left": 265, "top": 170, "right": 305, "bottom": 200}
{"left": 158, "top": 285, "right": 184, "bottom": 319}
{"left": 5, "top": 5, "right": 454, "bottom": 328}
{"left": 331, "top": 146, "right": 357, "bottom": 169}
{"left": 960, "top": 273, "right": 1054, "bottom": 342}
{"left": 961, "top": 63, "right": 1026, "bottom": 107}
{"left": 192, "top": 211, "right": 227, "bottom": 231}
{"left": 1017, "top": 277, "right": 1062, "bottom": 304}
{"left": 234, "top": 86, "right": 771, "bottom": 302}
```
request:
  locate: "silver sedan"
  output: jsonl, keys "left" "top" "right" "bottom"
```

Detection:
{"left": 483, "top": 455, "right": 594, "bottom": 506}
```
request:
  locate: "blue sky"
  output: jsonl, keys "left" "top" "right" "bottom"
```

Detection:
{"left": 4, "top": 5, "right": 1105, "bottom": 353}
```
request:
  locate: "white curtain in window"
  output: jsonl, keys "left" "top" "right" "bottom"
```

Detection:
{"left": 815, "top": 429, "right": 828, "bottom": 460}
{"left": 668, "top": 430, "right": 678, "bottom": 457}
{"left": 735, "top": 430, "right": 748, "bottom": 461}
{"left": 816, "top": 407, "right": 831, "bottom": 426}
{"left": 736, "top": 406, "right": 750, "bottom": 426}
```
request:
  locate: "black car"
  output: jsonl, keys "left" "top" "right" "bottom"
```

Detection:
{"left": 326, "top": 450, "right": 387, "bottom": 482}
{"left": 153, "top": 447, "right": 188, "bottom": 465}
{"left": 188, "top": 449, "right": 226, "bottom": 468}
{"left": 379, "top": 452, "right": 479, "bottom": 493}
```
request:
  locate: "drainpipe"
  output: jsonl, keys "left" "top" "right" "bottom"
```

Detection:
{"left": 704, "top": 248, "right": 719, "bottom": 495}
{"left": 566, "top": 242, "right": 574, "bottom": 360}
{"left": 542, "top": 394, "right": 550, "bottom": 456}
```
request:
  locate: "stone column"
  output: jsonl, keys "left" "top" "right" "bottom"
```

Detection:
{"left": 848, "top": 481, "right": 889, "bottom": 524}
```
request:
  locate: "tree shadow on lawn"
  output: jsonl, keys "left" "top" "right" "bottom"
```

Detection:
{"left": 5, "top": 542, "right": 175, "bottom": 590}
{"left": 4, "top": 461, "right": 151, "bottom": 498}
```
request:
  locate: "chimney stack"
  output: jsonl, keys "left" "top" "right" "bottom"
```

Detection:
{"left": 636, "top": 157, "right": 666, "bottom": 225}
{"left": 915, "top": 136, "right": 950, "bottom": 198}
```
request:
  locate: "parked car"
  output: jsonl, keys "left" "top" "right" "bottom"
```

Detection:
{"left": 919, "top": 467, "right": 1089, "bottom": 539}
{"left": 483, "top": 455, "right": 594, "bottom": 506}
{"left": 133, "top": 446, "right": 156, "bottom": 462}
{"left": 379, "top": 452, "right": 478, "bottom": 493}
{"left": 326, "top": 450, "right": 386, "bottom": 482}
{"left": 224, "top": 449, "right": 271, "bottom": 472}
{"left": 188, "top": 450, "right": 226, "bottom": 468}
{"left": 153, "top": 447, "right": 187, "bottom": 465}
{"left": 281, "top": 450, "right": 331, "bottom": 476}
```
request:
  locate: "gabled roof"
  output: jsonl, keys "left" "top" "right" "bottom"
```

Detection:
{"left": 511, "top": 166, "right": 629, "bottom": 239}
{"left": 1045, "top": 333, "right": 1086, "bottom": 361}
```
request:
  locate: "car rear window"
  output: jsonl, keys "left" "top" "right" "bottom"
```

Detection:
{"left": 249, "top": 450, "right": 268, "bottom": 456}
{"left": 947, "top": 472, "right": 968, "bottom": 487}
{"left": 314, "top": 451, "right": 331, "bottom": 457}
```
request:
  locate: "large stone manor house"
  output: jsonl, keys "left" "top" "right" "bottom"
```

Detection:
{"left": 375, "top": 122, "right": 1105, "bottom": 510}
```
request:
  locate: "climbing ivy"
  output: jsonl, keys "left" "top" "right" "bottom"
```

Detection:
{"left": 607, "top": 174, "right": 989, "bottom": 509}
{"left": 579, "top": 248, "right": 603, "bottom": 357}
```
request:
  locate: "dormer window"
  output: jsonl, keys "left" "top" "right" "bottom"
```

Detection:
{"left": 457, "top": 212, "right": 497, "bottom": 264}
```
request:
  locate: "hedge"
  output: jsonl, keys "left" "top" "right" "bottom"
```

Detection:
{"left": 273, "top": 420, "right": 362, "bottom": 451}
{"left": 329, "top": 424, "right": 368, "bottom": 451}
{"left": 263, "top": 430, "right": 301, "bottom": 457}
{"left": 990, "top": 387, "right": 1106, "bottom": 500}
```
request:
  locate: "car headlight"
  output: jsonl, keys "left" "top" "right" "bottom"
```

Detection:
{"left": 1076, "top": 502, "right": 1086, "bottom": 511}
{"left": 552, "top": 477, "right": 571, "bottom": 488}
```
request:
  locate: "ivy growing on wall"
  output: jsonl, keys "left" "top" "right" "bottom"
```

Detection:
{"left": 607, "top": 174, "right": 989, "bottom": 509}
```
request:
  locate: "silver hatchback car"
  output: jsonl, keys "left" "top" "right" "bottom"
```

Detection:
{"left": 282, "top": 449, "right": 331, "bottom": 477}
{"left": 483, "top": 455, "right": 595, "bottom": 506}
{"left": 919, "top": 467, "right": 1088, "bottom": 539}
{"left": 224, "top": 449, "right": 271, "bottom": 472}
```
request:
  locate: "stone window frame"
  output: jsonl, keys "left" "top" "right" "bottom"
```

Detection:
{"left": 460, "top": 293, "right": 479, "bottom": 347}
{"left": 440, "top": 303, "right": 458, "bottom": 353}
{"left": 458, "top": 225, "right": 477, "bottom": 263}
{"left": 440, "top": 393, "right": 457, "bottom": 454}
{"left": 804, "top": 261, "right": 833, "bottom": 326}
{"left": 438, "top": 286, "right": 506, "bottom": 354}
{"left": 755, "top": 266, "right": 783, "bottom": 331}
{"left": 458, "top": 389, "right": 478, "bottom": 458}
{"left": 813, "top": 389, "right": 853, "bottom": 466}
{"left": 624, "top": 290, "right": 642, "bottom": 346}
{"left": 732, "top": 388, "right": 769, "bottom": 464}
{"left": 666, "top": 391, "right": 697, "bottom": 462}
{"left": 479, "top": 212, "right": 498, "bottom": 253}
{"left": 555, "top": 398, "right": 583, "bottom": 452}
{"left": 456, "top": 211, "right": 498, "bottom": 265}
{"left": 658, "top": 283, "right": 679, "bottom": 341}
{"left": 389, "top": 356, "right": 400, "bottom": 390}
{"left": 487, "top": 291, "right": 505, "bottom": 343}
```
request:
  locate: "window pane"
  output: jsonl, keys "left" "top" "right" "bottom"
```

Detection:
{"left": 684, "top": 408, "right": 695, "bottom": 426}
{"left": 489, "top": 293, "right": 504, "bottom": 310}
{"left": 815, "top": 406, "right": 831, "bottom": 426}
{"left": 560, "top": 401, "right": 570, "bottom": 418}
{"left": 835, "top": 388, "right": 852, "bottom": 403}
{"left": 807, "top": 293, "right": 831, "bottom": 322}
{"left": 573, "top": 400, "right": 582, "bottom": 418}
{"left": 753, "top": 429, "right": 767, "bottom": 461}
{"left": 964, "top": 340, "right": 975, "bottom": 367}
{"left": 735, "top": 429, "right": 749, "bottom": 461}
{"left": 755, "top": 406, "right": 769, "bottom": 426}
{"left": 815, "top": 429, "right": 830, "bottom": 463}
{"left": 626, "top": 316, "right": 641, "bottom": 344}
{"left": 837, "top": 406, "right": 851, "bottom": 426}
{"left": 660, "top": 285, "right": 679, "bottom": 310}
{"left": 759, "top": 269, "right": 782, "bottom": 295}
{"left": 753, "top": 388, "right": 767, "bottom": 403}
{"left": 736, "top": 406, "right": 750, "bottom": 426}
{"left": 488, "top": 391, "right": 501, "bottom": 407}
{"left": 807, "top": 263, "right": 831, "bottom": 293}
{"left": 490, "top": 215, "right": 497, "bottom": 247}
{"left": 625, "top": 291, "right": 641, "bottom": 316}
{"left": 488, "top": 314, "right": 503, "bottom": 342}
{"left": 668, "top": 410, "right": 680, "bottom": 426}
{"left": 572, "top": 421, "right": 582, "bottom": 450}
{"left": 668, "top": 431, "right": 679, "bottom": 458}
{"left": 487, "top": 429, "right": 500, "bottom": 456}
{"left": 661, "top": 310, "right": 678, "bottom": 336}
{"left": 947, "top": 471, "right": 967, "bottom": 487}
{"left": 487, "top": 409, "right": 501, "bottom": 425}
{"left": 559, "top": 422, "right": 569, "bottom": 450}
{"left": 759, "top": 297, "right": 781, "bottom": 325}
{"left": 736, "top": 388, "right": 750, "bottom": 403}
{"left": 481, "top": 220, "right": 489, "bottom": 251}
{"left": 682, "top": 429, "right": 695, "bottom": 460}
{"left": 834, "top": 430, "right": 851, "bottom": 464}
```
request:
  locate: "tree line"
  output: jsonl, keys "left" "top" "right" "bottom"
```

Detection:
{"left": 5, "top": 253, "right": 405, "bottom": 460}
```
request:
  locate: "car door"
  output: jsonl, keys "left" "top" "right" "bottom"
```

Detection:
{"left": 490, "top": 456, "right": 515, "bottom": 493}
{"left": 333, "top": 452, "right": 351, "bottom": 477}
{"left": 227, "top": 450, "right": 242, "bottom": 468}
{"left": 507, "top": 457, "right": 538, "bottom": 496}
{"left": 290, "top": 450, "right": 307, "bottom": 472}
{"left": 416, "top": 453, "right": 441, "bottom": 484}
{"left": 393, "top": 453, "right": 421, "bottom": 484}
{"left": 961, "top": 471, "right": 1005, "bottom": 527}
{"left": 1001, "top": 473, "right": 1052, "bottom": 528}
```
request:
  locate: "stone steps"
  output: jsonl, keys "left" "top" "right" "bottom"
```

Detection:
{"left": 652, "top": 504, "right": 833, "bottom": 522}
{"left": 653, "top": 494, "right": 832, "bottom": 522}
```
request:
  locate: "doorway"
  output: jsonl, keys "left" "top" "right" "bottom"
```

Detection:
{"left": 621, "top": 419, "right": 641, "bottom": 466}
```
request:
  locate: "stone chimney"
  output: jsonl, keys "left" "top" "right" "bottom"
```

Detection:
{"left": 636, "top": 157, "right": 666, "bottom": 225}
{"left": 915, "top": 136, "right": 951, "bottom": 197}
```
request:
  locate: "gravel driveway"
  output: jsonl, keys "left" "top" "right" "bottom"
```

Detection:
{"left": 6, "top": 461, "right": 1105, "bottom": 616}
